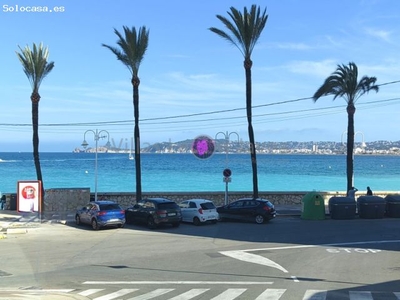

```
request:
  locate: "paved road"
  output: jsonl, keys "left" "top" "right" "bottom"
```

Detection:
{"left": 1, "top": 214, "right": 399, "bottom": 299}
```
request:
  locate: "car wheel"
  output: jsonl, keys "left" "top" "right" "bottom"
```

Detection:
{"left": 91, "top": 219, "right": 99, "bottom": 230}
{"left": 255, "top": 214, "right": 265, "bottom": 224}
{"left": 172, "top": 222, "right": 180, "bottom": 228}
{"left": 147, "top": 216, "right": 156, "bottom": 229}
{"left": 193, "top": 217, "right": 201, "bottom": 226}
{"left": 75, "top": 215, "right": 81, "bottom": 225}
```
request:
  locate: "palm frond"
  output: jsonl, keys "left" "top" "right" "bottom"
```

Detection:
{"left": 103, "top": 26, "right": 149, "bottom": 76}
{"left": 16, "top": 43, "right": 54, "bottom": 91}
{"left": 209, "top": 5, "right": 268, "bottom": 59}
{"left": 313, "top": 62, "right": 378, "bottom": 104}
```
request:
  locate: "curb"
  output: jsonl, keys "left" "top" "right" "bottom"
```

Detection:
{"left": 6, "top": 228, "right": 28, "bottom": 234}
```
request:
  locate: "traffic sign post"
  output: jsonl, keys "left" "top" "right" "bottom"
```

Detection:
{"left": 223, "top": 168, "right": 232, "bottom": 205}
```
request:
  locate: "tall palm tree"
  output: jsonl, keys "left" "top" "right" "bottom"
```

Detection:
{"left": 313, "top": 62, "right": 378, "bottom": 193}
{"left": 209, "top": 5, "right": 268, "bottom": 199}
{"left": 16, "top": 43, "right": 54, "bottom": 207}
{"left": 102, "top": 26, "right": 149, "bottom": 201}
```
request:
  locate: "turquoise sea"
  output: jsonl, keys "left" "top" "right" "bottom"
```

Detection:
{"left": 0, "top": 152, "right": 399, "bottom": 194}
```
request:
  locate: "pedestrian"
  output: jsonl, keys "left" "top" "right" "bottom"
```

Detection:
{"left": 0, "top": 193, "right": 5, "bottom": 210}
{"left": 347, "top": 187, "right": 358, "bottom": 200}
{"left": 366, "top": 186, "right": 373, "bottom": 196}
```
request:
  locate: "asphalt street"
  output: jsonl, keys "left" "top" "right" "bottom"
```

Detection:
{"left": 0, "top": 212, "right": 399, "bottom": 299}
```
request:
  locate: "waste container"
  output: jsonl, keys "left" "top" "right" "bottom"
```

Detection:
{"left": 384, "top": 194, "right": 400, "bottom": 218}
{"left": 357, "top": 196, "right": 385, "bottom": 219}
{"left": 10, "top": 193, "right": 17, "bottom": 210}
{"left": 328, "top": 196, "right": 356, "bottom": 219}
{"left": 301, "top": 192, "right": 325, "bottom": 220}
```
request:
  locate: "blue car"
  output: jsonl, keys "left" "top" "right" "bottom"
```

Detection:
{"left": 75, "top": 201, "right": 125, "bottom": 230}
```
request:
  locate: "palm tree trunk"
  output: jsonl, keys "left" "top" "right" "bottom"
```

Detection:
{"left": 132, "top": 77, "right": 142, "bottom": 202}
{"left": 346, "top": 104, "right": 356, "bottom": 193}
{"left": 244, "top": 59, "right": 259, "bottom": 198}
{"left": 31, "top": 92, "right": 45, "bottom": 209}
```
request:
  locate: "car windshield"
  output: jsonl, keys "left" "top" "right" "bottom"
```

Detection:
{"left": 200, "top": 202, "right": 215, "bottom": 210}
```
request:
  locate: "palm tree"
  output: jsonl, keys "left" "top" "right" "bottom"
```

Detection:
{"left": 313, "top": 62, "right": 378, "bottom": 193}
{"left": 209, "top": 5, "right": 268, "bottom": 199}
{"left": 102, "top": 26, "right": 149, "bottom": 201}
{"left": 16, "top": 43, "right": 55, "bottom": 207}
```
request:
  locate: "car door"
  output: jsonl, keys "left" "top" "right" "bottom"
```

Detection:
{"left": 88, "top": 203, "right": 99, "bottom": 223}
{"left": 81, "top": 203, "right": 94, "bottom": 224}
{"left": 224, "top": 200, "right": 244, "bottom": 220}
{"left": 179, "top": 201, "right": 190, "bottom": 222}
{"left": 242, "top": 200, "right": 258, "bottom": 221}
{"left": 131, "top": 200, "right": 146, "bottom": 223}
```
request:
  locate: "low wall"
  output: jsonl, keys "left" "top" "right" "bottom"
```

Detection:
{"left": 92, "top": 191, "right": 393, "bottom": 208}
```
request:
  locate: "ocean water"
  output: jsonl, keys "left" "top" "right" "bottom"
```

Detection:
{"left": 0, "top": 152, "right": 399, "bottom": 194}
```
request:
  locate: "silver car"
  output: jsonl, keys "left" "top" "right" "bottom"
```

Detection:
{"left": 179, "top": 199, "right": 219, "bottom": 225}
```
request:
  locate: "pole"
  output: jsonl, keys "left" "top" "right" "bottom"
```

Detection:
{"left": 94, "top": 129, "right": 98, "bottom": 202}
{"left": 82, "top": 129, "right": 110, "bottom": 202}
{"left": 225, "top": 180, "right": 228, "bottom": 205}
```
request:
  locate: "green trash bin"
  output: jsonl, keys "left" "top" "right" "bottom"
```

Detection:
{"left": 301, "top": 192, "right": 326, "bottom": 220}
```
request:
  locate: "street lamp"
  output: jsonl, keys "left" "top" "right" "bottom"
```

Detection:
{"left": 82, "top": 129, "right": 111, "bottom": 201}
{"left": 341, "top": 130, "right": 366, "bottom": 150}
{"left": 215, "top": 131, "right": 240, "bottom": 167}
{"left": 215, "top": 131, "right": 240, "bottom": 205}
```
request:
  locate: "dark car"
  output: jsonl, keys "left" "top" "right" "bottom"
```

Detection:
{"left": 75, "top": 201, "right": 125, "bottom": 230}
{"left": 125, "top": 198, "right": 182, "bottom": 229}
{"left": 217, "top": 198, "right": 276, "bottom": 224}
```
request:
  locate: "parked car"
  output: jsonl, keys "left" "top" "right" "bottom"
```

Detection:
{"left": 75, "top": 201, "right": 125, "bottom": 230}
{"left": 217, "top": 198, "right": 276, "bottom": 224}
{"left": 125, "top": 198, "right": 182, "bottom": 229}
{"left": 179, "top": 199, "right": 219, "bottom": 225}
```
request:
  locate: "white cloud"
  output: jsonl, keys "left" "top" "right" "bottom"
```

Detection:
{"left": 284, "top": 59, "right": 337, "bottom": 78}
{"left": 364, "top": 28, "right": 392, "bottom": 42}
{"left": 267, "top": 42, "right": 313, "bottom": 51}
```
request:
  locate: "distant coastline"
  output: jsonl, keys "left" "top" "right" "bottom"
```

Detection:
{"left": 73, "top": 139, "right": 400, "bottom": 156}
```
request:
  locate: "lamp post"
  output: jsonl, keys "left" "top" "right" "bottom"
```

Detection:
{"left": 215, "top": 131, "right": 240, "bottom": 205}
{"left": 82, "top": 129, "right": 110, "bottom": 201}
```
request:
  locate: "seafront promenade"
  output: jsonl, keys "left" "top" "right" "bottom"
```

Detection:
{"left": 0, "top": 189, "right": 396, "bottom": 228}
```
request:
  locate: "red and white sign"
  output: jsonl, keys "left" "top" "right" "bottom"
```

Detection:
{"left": 17, "top": 181, "right": 42, "bottom": 212}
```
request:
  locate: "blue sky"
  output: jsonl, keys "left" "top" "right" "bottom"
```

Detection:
{"left": 1, "top": 0, "right": 399, "bottom": 152}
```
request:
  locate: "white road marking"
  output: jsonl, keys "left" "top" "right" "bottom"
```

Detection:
{"left": 93, "top": 288, "right": 138, "bottom": 300}
{"left": 220, "top": 240, "right": 400, "bottom": 274}
{"left": 78, "top": 289, "right": 104, "bottom": 296}
{"left": 126, "top": 288, "right": 175, "bottom": 300}
{"left": 209, "top": 288, "right": 246, "bottom": 300}
{"left": 394, "top": 292, "right": 400, "bottom": 299}
{"left": 349, "top": 291, "right": 373, "bottom": 300}
{"left": 83, "top": 281, "right": 273, "bottom": 285}
{"left": 242, "top": 239, "right": 400, "bottom": 252}
{"left": 168, "top": 288, "right": 209, "bottom": 300}
{"left": 219, "top": 250, "right": 288, "bottom": 273}
{"left": 255, "top": 288, "right": 286, "bottom": 300}
{"left": 290, "top": 276, "right": 299, "bottom": 283}
{"left": 303, "top": 290, "right": 327, "bottom": 300}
